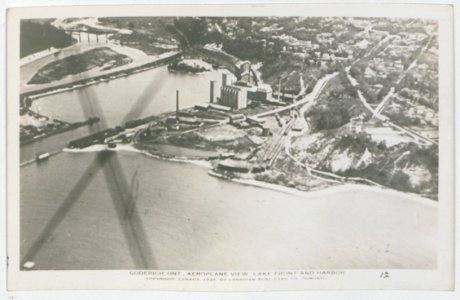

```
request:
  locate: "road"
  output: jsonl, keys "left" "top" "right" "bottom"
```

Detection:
{"left": 253, "top": 72, "right": 339, "bottom": 119}
{"left": 373, "top": 35, "right": 433, "bottom": 119}
{"left": 283, "top": 97, "right": 384, "bottom": 187}
{"left": 248, "top": 70, "right": 339, "bottom": 168}
{"left": 274, "top": 30, "right": 413, "bottom": 184}
{"left": 372, "top": 88, "right": 395, "bottom": 118}
{"left": 251, "top": 30, "right": 397, "bottom": 169}
{"left": 344, "top": 35, "right": 438, "bottom": 146}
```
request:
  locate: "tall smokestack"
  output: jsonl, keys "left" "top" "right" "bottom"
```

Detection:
{"left": 176, "top": 90, "right": 179, "bottom": 119}
{"left": 210, "top": 80, "right": 216, "bottom": 103}
{"left": 222, "top": 73, "right": 227, "bottom": 87}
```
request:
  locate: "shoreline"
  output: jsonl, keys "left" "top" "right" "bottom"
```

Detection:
{"left": 21, "top": 51, "right": 181, "bottom": 99}
{"left": 21, "top": 47, "right": 239, "bottom": 101}
{"left": 63, "top": 144, "right": 213, "bottom": 169}
{"left": 45, "top": 52, "right": 436, "bottom": 206}
{"left": 208, "top": 170, "right": 437, "bottom": 207}
{"left": 64, "top": 143, "right": 437, "bottom": 207}
{"left": 20, "top": 118, "right": 99, "bottom": 146}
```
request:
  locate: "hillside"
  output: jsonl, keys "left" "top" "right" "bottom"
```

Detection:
{"left": 98, "top": 17, "right": 179, "bottom": 55}
{"left": 20, "top": 20, "right": 75, "bottom": 58}
{"left": 305, "top": 71, "right": 370, "bottom": 132}
{"left": 291, "top": 130, "right": 438, "bottom": 199}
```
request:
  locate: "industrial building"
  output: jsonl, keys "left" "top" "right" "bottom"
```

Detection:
{"left": 217, "top": 61, "right": 273, "bottom": 110}
{"left": 236, "top": 60, "right": 251, "bottom": 73}
{"left": 219, "top": 81, "right": 273, "bottom": 110}
{"left": 237, "top": 60, "right": 256, "bottom": 84}
{"left": 220, "top": 85, "right": 248, "bottom": 109}
{"left": 248, "top": 84, "right": 273, "bottom": 102}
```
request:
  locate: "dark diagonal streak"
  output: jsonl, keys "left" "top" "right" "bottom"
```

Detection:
{"left": 76, "top": 82, "right": 157, "bottom": 269}
{"left": 121, "top": 72, "right": 166, "bottom": 124}
{"left": 22, "top": 39, "right": 169, "bottom": 269}
{"left": 21, "top": 153, "right": 110, "bottom": 267}
{"left": 102, "top": 153, "right": 154, "bottom": 269}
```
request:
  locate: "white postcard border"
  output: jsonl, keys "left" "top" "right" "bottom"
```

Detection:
{"left": 6, "top": 3, "right": 455, "bottom": 291}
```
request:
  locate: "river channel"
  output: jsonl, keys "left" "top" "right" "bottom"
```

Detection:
{"left": 20, "top": 63, "right": 437, "bottom": 270}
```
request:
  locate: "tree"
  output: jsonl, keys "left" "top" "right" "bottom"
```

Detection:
{"left": 20, "top": 21, "right": 75, "bottom": 57}
{"left": 173, "top": 17, "right": 209, "bottom": 46}
{"left": 237, "top": 18, "right": 253, "bottom": 32}
{"left": 349, "top": 65, "right": 362, "bottom": 79}
{"left": 389, "top": 171, "right": 412, "bottom": 191}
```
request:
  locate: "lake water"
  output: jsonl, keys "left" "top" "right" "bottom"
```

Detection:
{"left": 20, "top": 63, "right": 437, "bottom": 270}
{"left": 21, "top": 65, "right": 230, "bottom": 162}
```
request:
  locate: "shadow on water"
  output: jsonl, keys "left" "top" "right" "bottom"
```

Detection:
{"left": 21, "top": 42, "right": 169, "bottom": 269}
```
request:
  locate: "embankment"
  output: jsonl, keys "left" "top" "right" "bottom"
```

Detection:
{"left": 22, "top": 52, "right": 182, "bottom": 99}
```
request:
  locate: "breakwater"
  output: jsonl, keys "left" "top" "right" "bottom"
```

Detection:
{"left": 20, "top": 149, "right": 62, "bottom": 167}
{"left": 20, "top": 117, "right": 100, "bottom": 146}
{"left": 22, "top": 52, "right": 182, "bottom": 99}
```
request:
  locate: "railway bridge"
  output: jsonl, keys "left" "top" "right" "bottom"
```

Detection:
{"left": 64, "top": 29, "right": 110, "bottom": 44}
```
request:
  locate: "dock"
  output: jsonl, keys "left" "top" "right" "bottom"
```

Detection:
{"left": 20, "top": 150, "right": 63, "bottom": 168}
{"left": 20, "top": 117, "right": 100, "bottom": 146}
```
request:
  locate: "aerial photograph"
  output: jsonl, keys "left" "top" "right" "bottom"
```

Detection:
{"left": 19, "top": 16, "right": 439, "bottom": 270}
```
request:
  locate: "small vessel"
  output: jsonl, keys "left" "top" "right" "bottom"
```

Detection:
{"left": 35, "top": 152, "right": 50, "bottom": 162}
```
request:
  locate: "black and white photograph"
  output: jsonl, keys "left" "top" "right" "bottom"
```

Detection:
{"left": 5, "top": 2, "right": 455, "bottom": 292}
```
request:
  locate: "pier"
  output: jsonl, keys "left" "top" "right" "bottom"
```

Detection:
{"left": 21, "top": 51, "right": 182, "bottom": 98}
{"left": 20, "top": 150, "right": 63, "bottom": 167}
{"left": 20, "top": 117, "right": 100, "bottom": 146}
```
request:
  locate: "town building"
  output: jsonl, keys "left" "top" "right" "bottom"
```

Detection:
{"left": 236, "top": 60, "right": 256, "bottom": 84}
{"left": 248, "top": 84, "right": 273, "bottom": 102}
{"left": 236, "top": 60, "right": 251, "bottom": 73}
{"left": 241, "top": 71, "right": 256, "bottom": 84}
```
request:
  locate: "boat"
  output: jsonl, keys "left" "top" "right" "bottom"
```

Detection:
{"left": 35, "top": 152, "right": 50, "bottom": 162}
